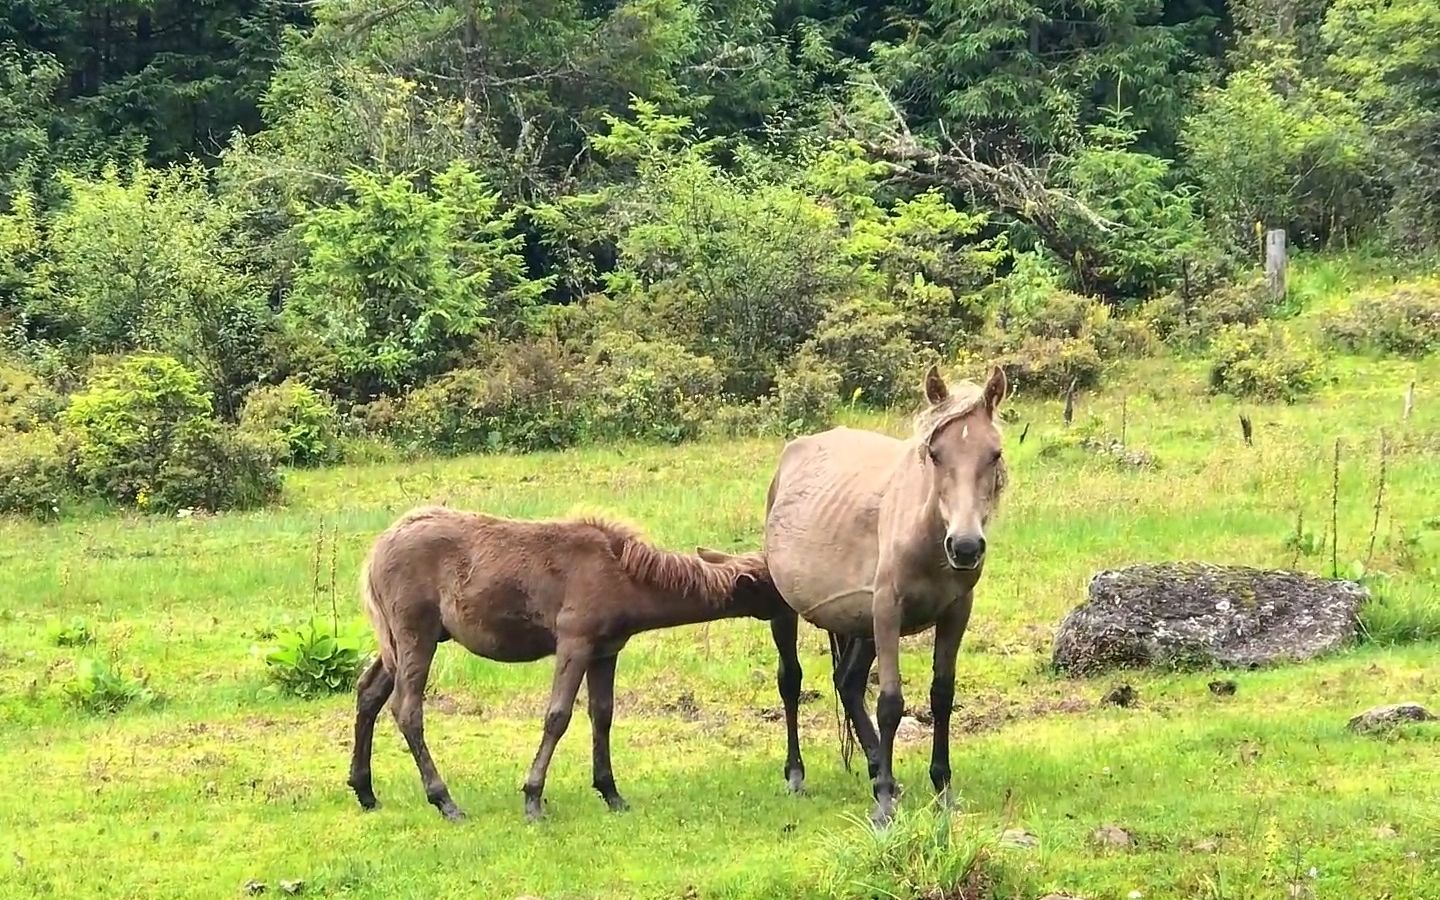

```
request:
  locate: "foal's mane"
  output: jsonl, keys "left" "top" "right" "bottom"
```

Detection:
{"left": 910, "top": 379, "right": 1010, "bottom": 498}
{"left": 582, "top": 518, "right": 766, "bottom": 605}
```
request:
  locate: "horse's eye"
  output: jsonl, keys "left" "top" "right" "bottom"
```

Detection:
{"left": 927, "top": 444, "right": 940, "bottom": 464}
{"left": 991, "top": 450, "right": 1003, "bottom": 465}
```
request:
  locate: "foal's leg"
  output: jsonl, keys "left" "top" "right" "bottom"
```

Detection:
{"left": 586, "top": 653, "right": 628, "bottom": 812}
{"left": 391, "top": 634, "right": 464, "bottom": 821}
{"left": 348, "top": 656, "right": 395, "bottom": 810}
{"left": 522, "top": 641, "right": 592, "bottom": 821}
{"left": 929, "top": 594, "right": 973, "bottom": 808}
{"left": 770, "top": 610, "right": 806, "bottom": 794}
{"left": 869, "top": 579, "right": 904, "bottom": 826}
{"left": 834, "top": 635, "right": 882, "bottom": 780}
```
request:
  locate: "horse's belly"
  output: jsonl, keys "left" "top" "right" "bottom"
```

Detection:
{"left": 442, "top": 585, "right": 556, "bottom": 663}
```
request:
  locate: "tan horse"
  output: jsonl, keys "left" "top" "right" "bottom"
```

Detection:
{"left": 764, "top": 363, "right": 1009, "bottom": 825}
{"left": 349, "top": 505, "right": 802, "bottom": 821}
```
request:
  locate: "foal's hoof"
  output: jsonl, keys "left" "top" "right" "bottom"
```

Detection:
{"left": 524, "top": 798, "right": 546, "bottom": 822}
{"left": 439, "top": 804, "right": 467, "bottom": 823}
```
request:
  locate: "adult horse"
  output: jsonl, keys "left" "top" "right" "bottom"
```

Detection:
{"left": 349, "top": 505, "right": 810, "bottom": 821}
{"left": 764, "top": 363, "right": 1009, "bottom": 825}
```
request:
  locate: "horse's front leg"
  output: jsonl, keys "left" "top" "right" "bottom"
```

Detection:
{"left": 770, "top": 609, "right": 806, "bottom": 794}
{"left": 929, "top": 592, "right": 973, "bottom": 807}
{"left": 586, "top": 653, "right": 628, "bottom": 812}
{"left": 522, "top": 640, "right": 592, "bottom": 821}
{"left": 870, "top": 577, "right": 904, "bottom": 826}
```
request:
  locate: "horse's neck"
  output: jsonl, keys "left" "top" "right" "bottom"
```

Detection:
{"left": 879, "top": 450, "right": 948, "bottom": 566}
{"left": 626, "top": 585, "right": 751, "bottom": 633}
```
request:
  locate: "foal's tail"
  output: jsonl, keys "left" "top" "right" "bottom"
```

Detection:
{"left": 828, "top": 631, "right": 858, "bottom": 774}
{"left": 359, "top": 550, "right": 396, "bottom": 672}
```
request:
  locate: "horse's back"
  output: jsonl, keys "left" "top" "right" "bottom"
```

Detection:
{"left": 765, "top": 427, "right": 903, "bottom": 634}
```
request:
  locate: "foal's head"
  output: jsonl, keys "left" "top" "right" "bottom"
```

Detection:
{"left": 914, "top": 363, "right": 1009, "bottom": 572}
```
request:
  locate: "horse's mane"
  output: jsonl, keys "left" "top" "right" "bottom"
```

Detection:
{"left": 581, "top": 518, "right": 767, "bottom": 606}
{"left": 910, "top": 379, "right": 1010, "bottom": 499}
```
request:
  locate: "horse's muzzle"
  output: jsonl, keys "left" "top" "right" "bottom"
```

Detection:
{"left": 944, "top": 534, "right": 986, "bottom": 571}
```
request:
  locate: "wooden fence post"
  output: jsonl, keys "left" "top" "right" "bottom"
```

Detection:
{"left": 1265, "top": 228, "right": 1287, "bottom": 301}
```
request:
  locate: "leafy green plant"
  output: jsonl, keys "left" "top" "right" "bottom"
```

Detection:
{"left": 264, "top": 617, "right": 368, "bottom": 700}
{"left": 238, "top": 379, "right": 342, "bottom": 467}
{"left": 589, "top": 333, "right": 721, "bottom": 443}
{"left": 1208, "top": 324, "right": 1326, "bottom": 402}
{"left": 772, "top": 351, "right": 840, "bottom": 437}
{"left": 814, "top": 802, "right": 1020, "bottom": 899}
{"left": 805, "top": 297, "right": 926, "bottom": 409}
{"left": 0, "top": 426, "right": 72, "bottom": 519}
{"left": 48, "top": 617, "right": 93, "bottom": 648}
{"left": 63, "top": 657, "right": 156, "bottom": 715}
{"left": 1322, "top": 279, "right": 1440, "bottom": 357}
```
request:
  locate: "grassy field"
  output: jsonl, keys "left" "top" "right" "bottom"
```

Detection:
{"left": 3, "top": 313, "right": 1440, "bottom": 897}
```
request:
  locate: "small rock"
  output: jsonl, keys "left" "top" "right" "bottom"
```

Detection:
{"left": 243, "top": 882, "right": 266, "bottom": 896}
{"left": 1191, "top": 838, "right": 1221, "bottom": 854}
{"left": 797, "top": 689, "right": 821, "bottom": 704}
{"left": 278, "top": 881, "right": 303, "bottom": 896}
{"left": 1347, "top": 703, "right": 1435, "bottom": 734}
{"left": 895, "top": 715, "right": 929, "bottom": 743}
{"left": 756, "top": 707, "right": 783, "bottom": 722}
{"left": 1101, "top": 684, "right": 1137, "bottom": 708}
{"left": 1000, "top": 828, "right": 1040, "bottom": 849}
{"left": 1208, "top": 680, "right": 1237, "bottom": 696}
{"left": 1092, "top": 824, "right": 1133, "bottom": 848}
{"left": 1375, "top": 824, "right": 1400, "bottom": 840}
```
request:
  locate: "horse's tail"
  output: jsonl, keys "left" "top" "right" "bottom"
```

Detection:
{"left": 359, "top": 547, "right": 395, "bottom": 672}
{"left": 828, "top": 630, "right": 858, "bottom": 773}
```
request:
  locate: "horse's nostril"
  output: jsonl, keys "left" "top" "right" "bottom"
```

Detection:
{"left": 945, "top": 535, "right": 985, "bottom": 565}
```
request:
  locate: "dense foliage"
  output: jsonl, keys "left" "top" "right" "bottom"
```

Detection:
{"left": 2, "top": 0, "right": 1439, "bottom": 516}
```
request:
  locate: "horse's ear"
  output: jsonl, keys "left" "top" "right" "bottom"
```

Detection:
{"left": 983, "top": 364, "right": 1008, "bottom": 416}
{"left": 923, "top": 363, "right": 949, "bottom": 405}
{"left": 696, "top": 546, "right": 733, "bottom": 564}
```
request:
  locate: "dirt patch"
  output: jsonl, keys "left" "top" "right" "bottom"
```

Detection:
{"left": 428, "top": 693, "right": 484, "bottom": 717}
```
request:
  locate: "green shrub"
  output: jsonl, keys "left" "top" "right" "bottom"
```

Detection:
{"left": 0, "top": 428, "right": 73, "bottom": 519}
{"left": 773, "top": 352, "right": 840, "bottom": 437}
{"left": 264, "top": 617, "right": 367, "bottom": 700}
{"left": 702, "top": 402, "right": 775, "bottom": 439}
{"left": 63, "top": 657, "right": 156, "bottom": 715}
{"left": 806, "top": 297, "right": 926, "bottom": 408}
{"left": 1141, "top": 275, "right": 1280, "bottom": 349}
{"left": 1322, "top": 280, "right": 1440, "bottom": 357}
{"left": 60, "top": 354, "right": 280, "bottom": 512}
{"left": 995, "top": 336, "right": 1104, "bottom": 397}
{"left": 389, "top": 339, "right": 591, "bottom": 454}
{"left": 590, "top": 333, "right": 721, "bottom": 443}
{"left": 149, "top": 419, "right": 283, "bottom": 513}
{"left": 0, "top": 361, "right": 63, "bottom": 432}
{"left": 239, "top": 379, "right": 342, "bottom": 466}
{"left": 1208, "top": 324, "right": 1326, "bottom": 402}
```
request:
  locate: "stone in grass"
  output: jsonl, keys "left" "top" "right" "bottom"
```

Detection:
{"left": 1052, "top": 563, "right": 1367, "bottom": 676}
{"left": 1101, "top": 684, "right": 1137, "bottom": 708}
{"left": 1347, "top": 703, "right": 1435, "bottom": 734}
{"left": 999, "top": 828, "right": 1040, "bottom": 850}
{"left": 1092, "top": 824, "right": 1134, "bottom": 849}
{"left": 243, "top": 882, "right": 266, "bottom": 896}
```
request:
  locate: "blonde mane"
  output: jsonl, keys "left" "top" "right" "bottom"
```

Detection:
{"left": 910, "top": 379, "right": 1009, "bottom": 500}
{"left": 581, "top": 518, "right": 767, "bottom": 606}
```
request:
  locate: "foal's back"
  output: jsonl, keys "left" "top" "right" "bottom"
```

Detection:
{"left": 365, "top": 506, "right": 623, "bottom": 664}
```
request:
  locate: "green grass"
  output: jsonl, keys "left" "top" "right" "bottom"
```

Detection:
{"left": 3, "top": 347, "right": 1439, "bottom": 899}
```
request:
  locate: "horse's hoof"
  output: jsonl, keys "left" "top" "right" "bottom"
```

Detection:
{"left": 869, "top": 800, "right": 896, "bottom": 828}
{"left": 524, "top": 800, "right": 545, "bottom": 823}
{"left": 786, "top": 773, "right": 806, "bottom": 795}
{"left": 605, "top": 796, "right": 629, "bottom": 813}
{"left": 440, "top": 805, "right": 467, "bottom": 823}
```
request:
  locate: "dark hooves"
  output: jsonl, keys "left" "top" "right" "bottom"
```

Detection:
{"left": 786, "top": 773, "right": 807, "bottom": 795}
{"left": 440, "top": 806, "right": 467, "bottom": 823}
{"left": 605, "top": 796, "right": 630, "bottom": 813}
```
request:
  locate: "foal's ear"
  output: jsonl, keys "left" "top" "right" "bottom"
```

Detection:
{"left": 696, "top": 546, "right": 734, "bottom": 564}
{"left": 923, "top": 363, "right": 949, "bottom": 405}
{"left": 983, "top": 364, "right": 1008, "bottom": 416}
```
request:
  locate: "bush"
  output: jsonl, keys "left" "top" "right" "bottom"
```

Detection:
{"left": 265, "top": 617, "right": 367, "bottom": 699}
{"left": 48, "top": 617, "right": 94, "bottom": 647}
{"left": 995, "top": 336, "right": 1104, "bottom": 397}
{"left": 149, "top": 419, "right": 283, "bottom": 513}
{"left": 388, "top": 339, "right": 591, "bottom": 454}
{"left": 1208, "top": 324, "right": 1326, "bottom": 402}
{"left": 1139, "top": 274, "right": 1280, "bottom": 349}
{"left": 773, "top": 352, "right": 840, "bottom": 437}
{"left": 0, "top": 361, "right": 62, "bottom": 432}
{"left": 589, "top": 333, "right": 721, "bottom": 443}
{"left": 1323, "top": 280, "right": 1440, "bottom": 357}
{"left": 806, "top": 297, "right": 926, "bottom": 408}
{"left": 239, "top": 379, "right": 342, "bottom": 466}
{"left": 63, "top": 657, "right": 156, "bottom": 715}
{"left": 61, "top": 354, "right": 280, "bottom": 512}
{"left": 0, "top": 428, "right": 73, "bottom": 519}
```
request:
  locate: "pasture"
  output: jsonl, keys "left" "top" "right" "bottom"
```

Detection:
{"left": 2, "top": 351, "right": 1439, "bottom": 899}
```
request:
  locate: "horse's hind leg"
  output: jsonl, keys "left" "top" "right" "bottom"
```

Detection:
{"left": 522, "top": 640, "right": 592, "bottom": 821}
{"left": 391, "top": 633, "right": 464, "bottom": 821}
{"left": 585, "top": 653, "right": 628, "bottom": 812}
{"left": 348, "top": 656, "right": 395, "bottom": 810}
{"left": 834, "top": 636, "right": 882, "bottom": 780}
{"left": 771, "top": 610, "right": 806, "bottom": 794}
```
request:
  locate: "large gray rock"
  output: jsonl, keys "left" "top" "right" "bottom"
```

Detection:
{"left": 1053, "top": 563, "right": 1367, "bottom": 676}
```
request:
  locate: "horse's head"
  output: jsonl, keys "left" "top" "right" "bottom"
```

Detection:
{"left": 917, "top": 363, "right": 1008, "bottom": 572}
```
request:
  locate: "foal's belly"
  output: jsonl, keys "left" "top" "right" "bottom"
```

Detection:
{"left": 441, "top": 586, "right": 557, "bottom": 663}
